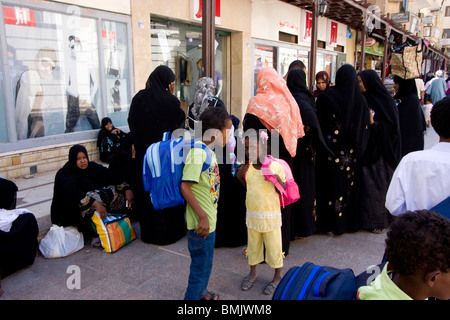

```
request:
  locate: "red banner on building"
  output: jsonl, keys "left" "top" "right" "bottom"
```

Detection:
{"left": 3, "top": 7, "right": 36, "bottom": 27}
{"left": 191, "top": 0, "right": 221, "bottom": 24}
{"left": 304, "top": 11, "right": 312, "bottom": 41}
{"left": 329, "top": 21, "right": 338, "bottom": 46}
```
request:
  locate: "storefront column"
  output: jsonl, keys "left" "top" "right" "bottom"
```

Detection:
{"left": 202, "top": 0, "right": 215, "bottom": 79}
{"left": 360, "top": 13, "right": 367, "bottom": 72}
{"left": 382, "top": 26, "right": 391, "bottom": 83}
{"left": 309, "top": 0, "right": 318, "bottom": 91}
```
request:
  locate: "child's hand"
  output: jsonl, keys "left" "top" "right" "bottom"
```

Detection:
{"left": 273, "top": 174, "right": 286, "bottom": 192}
{"left": 195, "top": 216, "right": 210, "bottom": 238}
{"left": 237, "top": 164, "right": 249, "bottom": 186}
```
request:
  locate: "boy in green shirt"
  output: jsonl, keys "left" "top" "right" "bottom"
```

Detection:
{"left": 358, "top": 210, "right": 450, "bottom": 300}
{"left": 181, "top": 106, "right": 232, "bottom": 300}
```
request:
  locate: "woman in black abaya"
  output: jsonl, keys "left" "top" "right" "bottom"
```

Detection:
{"left": 51, "top": 145, "right": 133, "bottom": 236}
{"left": 358, "top": 70, "right": 401, "bottom": 233}
{"left": 393, "top": 76, "right": 426, "bottom": 157}
{"left": 128, "top": 66, "right": 186, "bottom": 245}
{"left": 315, "top": 65, "right": 371, "bottom": 235}
{"left": 286, "top": 69, "right": 331, "bottom": 238}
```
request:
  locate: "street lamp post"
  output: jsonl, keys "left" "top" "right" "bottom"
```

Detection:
{"left": 309, "top": 0, "right": 328, "bottom": 90}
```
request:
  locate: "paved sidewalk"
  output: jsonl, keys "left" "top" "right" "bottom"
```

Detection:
{"left": 1, "top": 224, "right": 386, "bottom": 300}
{"left": 2, "top": 127, "right": 441, "bottom": 300}
{"left": 1, "top": 167, "right": 387, "bottom": 300}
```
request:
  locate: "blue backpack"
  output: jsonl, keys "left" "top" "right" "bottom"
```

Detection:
{"left": 142, "top": 132, "right": 212, "bottom": 211}
{"left": 272, "top": 262, "right": 357, "bottom": 300}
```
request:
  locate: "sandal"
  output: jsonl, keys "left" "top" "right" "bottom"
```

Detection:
{"left": 201, "top": 291, "right": 219, "bottom": 300}
{"left": 371, "top": 228, "right": 385, "bottom": 234}
{"left": 263, "top": 282, "right": 277, "bottom": 295}
{"left": 241, "top": 278, "right": 255, "bottom": 291}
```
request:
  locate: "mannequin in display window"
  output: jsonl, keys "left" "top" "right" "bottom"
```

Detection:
{"left": 65, "top": 35, "right": 101, "bottom": 133}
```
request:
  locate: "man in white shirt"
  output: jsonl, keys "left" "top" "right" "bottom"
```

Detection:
{"left": 414, "top": 77, "right": 425, "bottom": 105}
{"left": 385, "top": 98, "right": 450, "bottom": 216}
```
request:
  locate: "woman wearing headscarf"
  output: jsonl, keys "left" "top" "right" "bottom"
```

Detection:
{"left": 358, "top": 69, "right": 401, "bottom": 233}
{"left": 51, "top": 145, "right": 134, "bottom": 237}
{"left": 393, "top": 76, "right": 426, "bottom": 157}
{"left": 187, "top": 77, "right": 225, "bottom": 132}
{"left": 313, "top": 71, "right": 331, "bottom": 99}
{"left": 97, "top": 117, "right": 127, "bottom": 164}
{"left": 315, "top": 64, "right": 371, "bottom": 235}
{"left": 187, "top": 77, "right": 247, "bottom": 248}
{"left": 287, "top": 69, "right": 331, "bottom": 238}
{"left": 243, "top": 67, "right": 305, "bottom": 255}
{"left": 128, "top": 66, "right": 186, "bottom": 245}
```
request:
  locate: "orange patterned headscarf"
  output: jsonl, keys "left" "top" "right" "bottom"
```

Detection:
{"left": 246, "top": 68, "right": 305, "bottom": 157}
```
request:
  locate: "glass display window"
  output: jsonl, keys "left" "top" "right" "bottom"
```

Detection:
{"left": 4, "top": 5, "right": 101, "bottom": 140}
{"left": 102, "top": 20, "right": 131, "bottom": 127}
{"left": 0, "top": 64, "right": 7, "bottom": 143}
{"left": 253, "top": 44, "right": 277, "bottom": 95}
{"left": 0, "top": 1, "right": 133, "bottom": 149}
{"left": 150, "top": 18, "right": 229, "bottom": 114}
{"left": 279, "top": 47, "right": 298, "bottom": 77}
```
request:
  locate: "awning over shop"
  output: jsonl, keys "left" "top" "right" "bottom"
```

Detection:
{"left": 280, "top": 0, "right": 450, "bottom": 81}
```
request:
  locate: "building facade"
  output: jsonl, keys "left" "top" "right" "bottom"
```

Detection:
{"left": 1, "top": 0, "right": 445, "bottom": 179}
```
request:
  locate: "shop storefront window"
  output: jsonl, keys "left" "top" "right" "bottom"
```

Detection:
{"left": 102, "top": 20, "right": 131, "bottom": 127}
{"left": 252, "top": 42, "right": 328, "bottom": 95}
{"left": 0, "top": 68, "right": 7, "bottom": 142}
{"left": 298, "top": 50, "right": 309, "bottom": 84}
{"left": 0, "top": 2, "right": 132, "bottom": 149}
{"left": 316, "top": 52, "right": 337, "bottom": 84}
{"left": 279, "top": 47, "right": 297, "bottom": 77}
{"left": 151, "top": 18, "right": 229, "bottom": 114}
{"left": 4, "top": 6, "right": 101, "bottom": 140}
{"left": 253, "top": 45, "right": 277, "bottom": 95}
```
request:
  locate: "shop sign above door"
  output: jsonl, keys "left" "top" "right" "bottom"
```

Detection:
{"left": 3, "top": 7, "right": 36, "bottom": 27}
{"left": 190, "top": 0, "right": 221, "bottom": 25}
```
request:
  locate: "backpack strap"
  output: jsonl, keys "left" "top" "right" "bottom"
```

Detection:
{"left": 187, "top": 139, "right": 213, "bottom": 172}
{"left": 162, "top": 132, "right": 172, "bottom": 141}
{"left": 192, "top": 142, "right": 212, "bottom": 172}
{"left": 261, "top": 155, "right": 285, "bottom": 195}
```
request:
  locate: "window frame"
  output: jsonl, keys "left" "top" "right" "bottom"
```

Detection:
{"left": 0, "top": 0, "right": 134, "bottom": 153}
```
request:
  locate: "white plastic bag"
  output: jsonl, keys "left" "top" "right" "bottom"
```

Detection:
{"left": 39, "top": 225, "right": 84, "bottom": 258}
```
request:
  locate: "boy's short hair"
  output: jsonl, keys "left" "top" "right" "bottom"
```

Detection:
{"left": 430, "top": 98, "right": 450, "bottom": 139}
{"left": 199, "top": 106, "right": 231, "bottom": 136}
{"left": 385, "top": 210, "right": 450, "bottom": 275}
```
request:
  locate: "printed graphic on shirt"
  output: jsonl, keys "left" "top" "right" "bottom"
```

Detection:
{"left": 208, "top": 162, "right": 220, "bottom": 204}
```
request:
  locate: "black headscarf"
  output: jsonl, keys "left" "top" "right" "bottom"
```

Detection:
{"left": 359, "top": 70, "right": 402, "bottom": 166}
{"left": 287, "top": 69, "right": 316, "bottom": 109}
{"left": 393, "top": 76, "right": 426, "bottom": 156}
{"left": 316, "top": 64, "right": 370, "bottom": 154}
{"left": 393, "top": 76, "right": 417, "bottom": 101}
{"left": 97, "top": 117, "right": 113, "bottom": 148}
{"left": 128, "top": 66, "right": 186, "bottom": 164}
{"left": 287, "top": 69, "right": 331, "bottom": 155}
{"left": 51, "top": 145, "right": 122, "bottom": 227}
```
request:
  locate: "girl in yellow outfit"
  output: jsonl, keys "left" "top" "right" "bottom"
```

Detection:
{"left": 237, "top": 132, "right": 286, "bottom": 295}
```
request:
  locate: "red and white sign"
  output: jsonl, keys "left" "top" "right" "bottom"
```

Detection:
{"left": 328, "top": 20, "right": 338, "bottom": 46}
{"left": 3, "top": 7, "right": 36, "bottom": 27}
{"left": 102, "top": 30, "right": 116, "bottom": 41}
{"left": 303, "top": 11, "right": 313, "bottom": 41}
{"left": 279, "top": 20, "right": 299, "bottom": 35}
{"left": 191, "top": 0, "right": 221, "bottom": 25}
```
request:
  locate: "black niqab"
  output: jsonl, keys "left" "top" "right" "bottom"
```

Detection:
{"left": 287, "top": 69, "right": 330, "bottom": 154}
{"left": 316, "top": 64, "right": 370, "bottom": 154}
{"left": 359, "top": 70, "right": 402, "bottom": 166}
{"left": 128, "top": 65, "right": 185, "bottom": 162}
{"left": 393, "top": 76, "right": 426, "bottom": 156}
